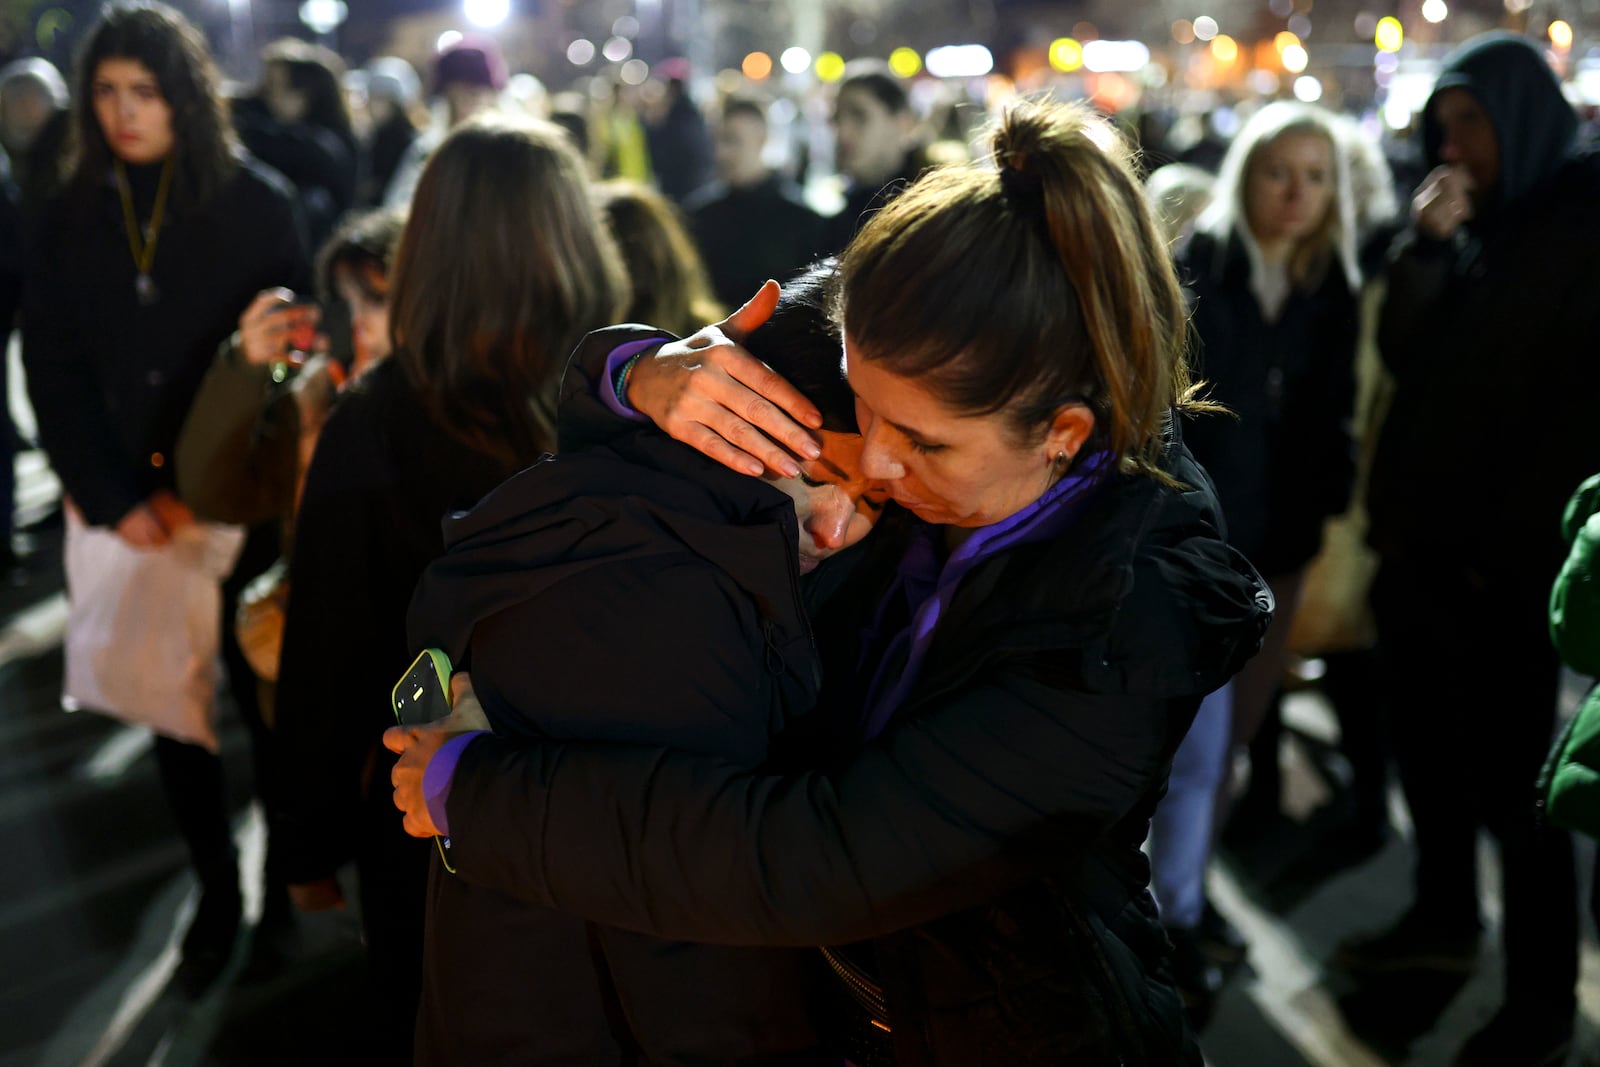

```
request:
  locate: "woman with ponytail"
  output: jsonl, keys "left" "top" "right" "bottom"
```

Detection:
{"left": 390, "top": 98, "right": 1270, "bottom": 1063}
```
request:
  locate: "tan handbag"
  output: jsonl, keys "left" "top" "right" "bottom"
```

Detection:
{"left": 236, "top": 557, "right": 290, "bottom": 684}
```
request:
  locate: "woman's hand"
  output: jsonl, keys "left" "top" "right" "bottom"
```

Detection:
{"left": 627, "top": 281, "right": 825, "bottom": 478}
{"left": 383, "top": 673, "right": 491, "bottom": 839}
{"left": 238, "top": 288, "right": 321, "bottom": 366}
{"left": 114, "top": 503, "right": 168, "bottom": 548}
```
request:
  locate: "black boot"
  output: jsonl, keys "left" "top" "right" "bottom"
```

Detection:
{"left": 174, "top": 856, "right": 243, "bottom": 997}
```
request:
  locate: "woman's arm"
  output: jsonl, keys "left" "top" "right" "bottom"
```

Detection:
{"left": 438, "top": 656, "right": 1176, "bottom": 947}
{"left": 175, "top": 335, "right": 300, "bottom": 525}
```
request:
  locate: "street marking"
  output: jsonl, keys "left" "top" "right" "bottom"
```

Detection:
{"left": 0, "top": 592, "right": 67, "bottom": 671}
{"left": 79, "top": 725, "right": 155, "bottom": 784}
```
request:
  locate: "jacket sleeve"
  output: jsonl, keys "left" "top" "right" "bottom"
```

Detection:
{"left": 175, "top": 338, "right": 300, "bottom": 525}
{"left": 20, "top": 218, "right": 146, "bottom": 527}
{"left": 1375, "top": 230, "right": 1453, "bottom": 386}
{"left": 556, "top": 324, "right": 674, "bottom": 453}
{"left": 444, "top": 655, "right": 1176, "bottom": 947}
{"left": 1552, "top": 475, "right": 1600, "bottom": 677}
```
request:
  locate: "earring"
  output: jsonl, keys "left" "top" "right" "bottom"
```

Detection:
{"left": 1055, "top": 450, "right": 1069, "bottom": 466}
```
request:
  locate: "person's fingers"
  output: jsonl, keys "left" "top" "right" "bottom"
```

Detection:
{"left": 678, "top": 422, "right": 770, "bottom": 478}
{"left": 718, "top": 280, "right": 781, "bottom": 343}
{"left": 450, "top": 672, "right": 475, "bottom": 705}
{"left": 401, "top": 808, "right": 434, "bottom": 839}
{"left": 719, "top": 358, "right": 824, "bottom": 451}
{"left": 382, "top": 725, "right": 408, "bottom": 754}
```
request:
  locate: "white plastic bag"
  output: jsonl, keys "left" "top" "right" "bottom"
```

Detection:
{"left": 61, "top": 510, "right": 245, "bottom": 752}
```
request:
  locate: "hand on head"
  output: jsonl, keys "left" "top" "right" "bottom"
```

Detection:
{"left": 625, "top": 281, "right": 825, "bottom": 478}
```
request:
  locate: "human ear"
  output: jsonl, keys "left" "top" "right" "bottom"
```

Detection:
{"left": 1044, "top": 404, "right": 1096, "bottom": 465}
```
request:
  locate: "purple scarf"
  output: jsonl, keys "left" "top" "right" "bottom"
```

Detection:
{"left": 858, "top": 452, "right": 1112, "bottom": 740}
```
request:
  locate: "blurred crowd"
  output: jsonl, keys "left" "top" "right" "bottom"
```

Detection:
{"left": 2, "top": 5, "right": 1599, "bottom": 1065}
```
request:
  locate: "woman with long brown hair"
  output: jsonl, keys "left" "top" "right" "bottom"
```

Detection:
{"left": 22, "top": 0, "right": 307, "bottom": 997}
{"left": 274, "top": 114, "right": 625, "bottom": 1058}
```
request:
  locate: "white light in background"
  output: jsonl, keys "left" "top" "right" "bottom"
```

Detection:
{"left": 567, "top": 38, "right": 595, "bottom": 65}
{"left": 1281, "top": 43, "right": 1309, "bottom": 72}
{"left": 462, "top": 0, "right": 508, "bottom": 29}
{"left": 924, "top": 44, "right": 993, "bottom": 78}
{"left": 603, "top": 36, "right": 633, "bottom": 62}
{"left": 298, "top": 0, "right": 345, "bottom": 33}
{"left": 619, "top": 58, "right": 649, "bottom": 85}
{"left": 781, "top": 47, "right": 812, "bottom": 74}
{"left": 612, "top": 15, "right": 639, "bottom": 37}
{"left": 1293, "top": 74, "right": 1323, "bottom": 101}
{"left": 1421, "top": 0, "right": 1448, "bottom": 22}
{"left": 436, "top": 30, "right": 463, "bottom": 51}
{"left": 1193, "top": 15, "right": 1219, "bottom": 41}
{"left": 1082, "top": 40, "right": 1151, "bottom": 73}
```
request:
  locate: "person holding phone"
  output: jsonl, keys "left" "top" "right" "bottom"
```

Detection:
{"left": 21, "top": 1, "right": 308, "bottom": 995}
{"left": 272, "top": 116, "right": 626, "bottom": 1061}
{"left": 392, "top": 263, "right": 883, "bottom": 1065}
{"left": 390, "top": 99, "right": 1270, "bottom": 1063}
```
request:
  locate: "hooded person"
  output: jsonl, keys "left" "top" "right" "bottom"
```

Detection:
{"left": 1336, "top": 32, "right": 1600, "bottom": 1066}
{"left": 400, "top": 262, "right": 885, "bottom": 1066}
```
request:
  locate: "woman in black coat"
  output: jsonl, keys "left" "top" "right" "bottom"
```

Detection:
{"left": 391, "top": 100, "right": 1270, "bottom": 1064}
{"left": 273, "top": 115, "right": 627, "bottom": 1060}
{"left": 1150, "top": 102, "right": 1359, "bottom": 984}
{"left": 21, "top": 1, "right": 308, "bottom": 995}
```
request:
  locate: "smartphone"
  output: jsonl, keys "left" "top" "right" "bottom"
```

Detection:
{"left": 391, "top": 648, "right": 458, "bottom": 872}
{"left": 393, "top": 647, "right": 453, "bottom": 727}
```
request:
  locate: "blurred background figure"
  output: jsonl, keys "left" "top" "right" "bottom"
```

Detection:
{"left": 597, "top": 179, "right": 722, "bottom": 337}
{"left": 22, "top": 0, "right": 309, "bottom": 999}
{"left": 642, "top": 62, "right": 713, "bottom": 204}
{"left": 684, "top": 94, "right": 823, "bottom": 309}
{"left": 1151, "top": 100, "right": 1361, "bottom": 1017}
{"left": 824, "top": 60, "right": 926, "bottom": 252}
{"left": 1345, "top": 33, "right": 1600, "bottom": 1065}
{"left": 273, "top": 117, "right": 626, "bottom": 1061}
{"left": 358, "top": 56, "right": 422, "bottom": 209}
{"left": 383, "top": 35, "right": 507, "bottom": 208}
{"left": 0, "top": 152, "right": 20, "bottom": 581}
{"left": 233, "top": 38, "right": 357, "bottom": 252}
{"left": 1145, "top": 161, "right": 1215, "bottom": 245}
{"left": 0, "top": 57, "right": 70, "bottom": 218}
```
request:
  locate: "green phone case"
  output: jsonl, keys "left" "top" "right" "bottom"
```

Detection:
{"left": 391, "top": 647, "right": 458, "bottom": 874}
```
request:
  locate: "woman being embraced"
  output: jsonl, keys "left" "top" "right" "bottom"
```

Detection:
{"left": 392, "top": 98, "right": 1269, "bottom": 1064}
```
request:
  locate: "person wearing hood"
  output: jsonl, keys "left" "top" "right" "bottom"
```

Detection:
{"left": 389, "top": 100, "right": 1271, "bottom": 1064}
{"left": 1154, "top": 101, "right": 1361, "bottom": 1013}
{"left": 1337, "top": 33, "right": 1600, "bottom": 1065}
{"left": 0, "top": 57, "right": 70, "bottom": 218}
{"left": 400, "top": 263, "right": 880, "bottom": 1065}
{"left": 359, "top": 57, "right": 422, "bottom": 208}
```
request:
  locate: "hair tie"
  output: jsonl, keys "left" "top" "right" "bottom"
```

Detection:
{"left": 999, "top": 163, "right": 1044, "bottom": 202}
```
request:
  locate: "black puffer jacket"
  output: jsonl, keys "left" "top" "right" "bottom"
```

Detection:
{"left": 1179, "top": 229, "right": 1358, "bottom": 577}
{"left": 1368, "top": 34, "right": 1600, "bottom": 588}
{"left": 438, "top": 349, "right": 1271, "bottom": 1064}
{"left": 402, "top": 328, "right": 832, "bottom": 1066}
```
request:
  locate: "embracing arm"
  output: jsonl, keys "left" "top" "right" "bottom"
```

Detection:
{"left": 443, "top": 659, "right": 1174, "bottom": 947}
{"left": 175, "top": 337, "right": 299, "bottom": 525}
{"left": 1552, "top": 475, "right": 1600, "bottom": 677}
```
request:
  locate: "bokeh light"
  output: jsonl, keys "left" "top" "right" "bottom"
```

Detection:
{"left": 1049, "top": 37, "right": 1085, "bottom": 72}
{"left": 815, "top": 52, "right": 847, "bottom": 82}
{"left": 1210, "top": 34, "right": 1239, "bottom": 63}
{"left": 1375, "top": 17, "right": 1404, "bottom": 52}
{"left": 889, "top": 47, "right": 922, "bottom": 77}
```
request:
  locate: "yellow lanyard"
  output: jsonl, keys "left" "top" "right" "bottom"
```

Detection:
{"left": 114, "top": 158, "right": 174, "bottom": 305}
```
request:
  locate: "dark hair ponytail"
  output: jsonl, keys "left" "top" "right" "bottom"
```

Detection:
{"left": 840, "top": 97, "right": 1218, "bottom": 484}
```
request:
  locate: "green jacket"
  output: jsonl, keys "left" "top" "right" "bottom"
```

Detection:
{"left": 1542, "top": 473, "right": 1600, "bottom": 837}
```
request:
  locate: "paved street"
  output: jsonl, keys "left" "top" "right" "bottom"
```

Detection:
{"left": 2, "top": 343, "right": 1597, "bottom": 1066}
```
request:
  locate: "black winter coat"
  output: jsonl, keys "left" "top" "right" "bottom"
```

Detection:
{"left": 1179, "top": 229, "right": 1358, "bottom": 576}
{"left": 404, "top": 327, "right": 835, "bottom": 1065}
{"left": 22, "top": 157, "right": 308, "bottom": 527}
{"left": 1368, "top": 36, "right": 1600, "bottom": 589}
{"left": 436, "top": 344, "right": 1272, "bottom": 1064}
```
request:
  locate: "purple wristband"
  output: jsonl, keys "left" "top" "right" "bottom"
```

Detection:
{"left": 423, "top": 731, "right": 488, "bottom": 838}
{"left": 601, "top": 339, "right": 662, "bottom": 421}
